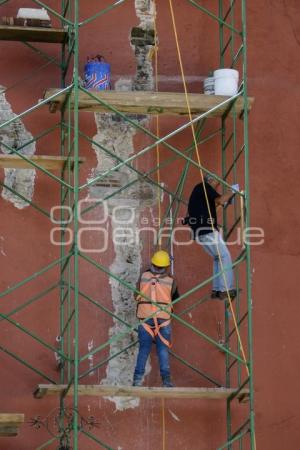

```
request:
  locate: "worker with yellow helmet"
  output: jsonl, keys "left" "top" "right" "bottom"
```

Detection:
{"left": 133, "top": 250, "right": 179, "bottom": 387}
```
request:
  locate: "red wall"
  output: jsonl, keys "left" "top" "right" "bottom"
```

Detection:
{"left": 248, "top": 1, "right": 300, "bottom": 448}
{"left": 0, "top": 1, "right": 299, "bottom": 449}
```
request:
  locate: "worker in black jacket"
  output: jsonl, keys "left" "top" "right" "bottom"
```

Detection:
{"left": 186, "top": 174, "right": 238, "bottom": 300}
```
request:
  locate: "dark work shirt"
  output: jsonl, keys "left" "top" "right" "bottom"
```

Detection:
{"left": 187, "top": 182, "right": 221, "bottom": 237}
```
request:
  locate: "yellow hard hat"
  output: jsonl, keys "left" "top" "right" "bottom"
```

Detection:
{"left": 151, "top": 250, "right": 170, "bottom": 268}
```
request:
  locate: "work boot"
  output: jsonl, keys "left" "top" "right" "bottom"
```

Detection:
{"left": 132, "top": 377, "right": 143, "bottom": 387}
{"left": 162, "top": 376, "right": 174, "bottom": 388}
{"left": 211, "top": 290, "right": 220, "bottom": 299}
{"left": 218, "top": 289, "right": 237, "bottom": 300}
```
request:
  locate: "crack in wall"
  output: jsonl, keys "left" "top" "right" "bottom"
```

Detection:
{"left": 89, "top": 0, "right": 156, "bottom": 410}
{"left": 0, "top": 87, "right": 36, "bottom": 209}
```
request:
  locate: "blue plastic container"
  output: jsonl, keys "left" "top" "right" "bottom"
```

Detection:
{"left": 84, "top": 61, "right": 111, "bottom": 90}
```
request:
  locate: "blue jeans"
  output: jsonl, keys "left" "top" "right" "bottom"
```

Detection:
{"left": 196, "top": 230, "right": 234, "bottom": 292}
{"left": 134, "top": 319, "right": 171, "bottom": 380}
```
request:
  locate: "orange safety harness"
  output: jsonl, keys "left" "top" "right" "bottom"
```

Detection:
{"left": 143, "top": 319, "right": 171, "bottom": 349}
{"left": 136, "top": 271, "right": 173, "bottom": 348}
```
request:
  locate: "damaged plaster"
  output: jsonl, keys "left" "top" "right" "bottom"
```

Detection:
{"left": 0, "top": 87, "right": 36, "bottom": 209}
{"left": 132, "top": 0, "right": 155, "bottom": 92}
{"left": 90, "top": 104, "right": 156, "bottom": 410}
{"left": 89, "top": 0, "right": 157, "bottom": 410}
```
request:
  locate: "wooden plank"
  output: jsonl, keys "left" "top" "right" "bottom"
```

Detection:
{"left": 44, "top": 89, "right": 254, "bottom": 118}
{"left": 0, "top": 414, "right": 24, "bottom": 437}
{"left": 34, "top": 384, "right": 249, "bottom": 401}
{"left": 0, "top": 413, "right": 24, "bottom": 424}
{"left": 0, "top": 25, "right": 67, "bottom": 43}
{"left": 1, "top": 17, "right": 51, "bottom": 28}
{"left": 0, "top": 427, "right": 18, "bottom": 437}
{"left": 0, "top": 155, "right": 85, "bottom": 170}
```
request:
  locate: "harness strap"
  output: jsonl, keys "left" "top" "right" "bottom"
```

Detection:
{"left": 138, "top": 273, "right": 172, "bottom": 348}
{"left": 142, "top": 319, "right": 171, "bottom": 348}
{"left": 138, "top": 301, "right": 169, "bottom": 305}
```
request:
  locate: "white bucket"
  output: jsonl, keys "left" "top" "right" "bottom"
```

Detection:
{"left": 17, "top": 8, "right": 50, "bottom": 20}
{"left": 203, "top": 77, "right": 215, "bottom": 95}
{"left": 214, "top": 69, "right": 239, "bottom": 96}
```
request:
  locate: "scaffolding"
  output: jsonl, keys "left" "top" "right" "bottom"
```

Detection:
{"left": 0, "top": 1, "right": 255, "bottom": 449}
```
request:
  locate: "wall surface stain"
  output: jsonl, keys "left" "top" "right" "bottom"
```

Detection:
{"left": 0, "top": 87, "right": 36, "bottom": 209}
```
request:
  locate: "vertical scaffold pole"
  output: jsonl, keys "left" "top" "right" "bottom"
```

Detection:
{"left": 241, "top": 1, "right": 256, "bottom": 449}
{"left": 73, "top": 0, "right": 80, "bottom": 448}
{"left": 218, "top": 2, "right": 232, "bottom": 448}
{"left": 59, "top": 1, "right": 68, "bottom": 447}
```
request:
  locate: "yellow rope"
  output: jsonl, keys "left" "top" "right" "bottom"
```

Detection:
{"left": 168, "top": 0, "right": 249, "bottom": 377}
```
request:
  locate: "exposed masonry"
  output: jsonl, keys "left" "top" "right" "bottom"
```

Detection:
{"left": 0, "top": 87, "right": 36, "bottom": 209}
{"left": 90, "top": 94, "right": 155, "bottom": 411}
{"left": 132, "top": 0, "right": 155, "bottom": 91}
{"left": 89, "top": 0, "right": 156, "bottom": 410}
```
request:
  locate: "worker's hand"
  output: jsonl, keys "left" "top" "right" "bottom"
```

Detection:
{"left": 231, "top": 183, "right": 240, "bottom": 194}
